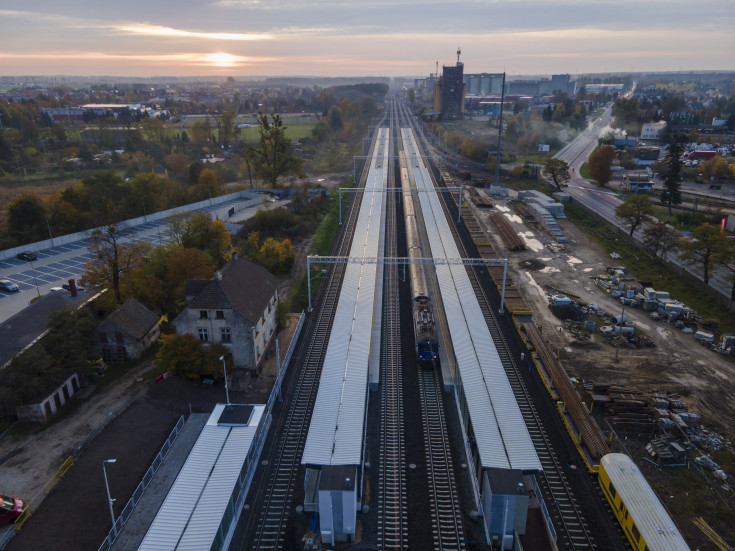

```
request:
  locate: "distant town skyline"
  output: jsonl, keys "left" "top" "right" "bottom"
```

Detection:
{"left": 1, "top": 1, "right": 733, "bottom": 78}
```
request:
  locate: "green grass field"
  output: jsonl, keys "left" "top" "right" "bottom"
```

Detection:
{"left": 175, "top": 114, "right": 317, "bottom": 144}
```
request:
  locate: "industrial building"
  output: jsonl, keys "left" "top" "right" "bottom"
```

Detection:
{"left": 432, "top": 49, "right": 466, "bottom": 119}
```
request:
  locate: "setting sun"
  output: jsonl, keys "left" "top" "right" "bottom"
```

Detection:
{"left": 206, "top": 52, "right": 238, "bottom": 67}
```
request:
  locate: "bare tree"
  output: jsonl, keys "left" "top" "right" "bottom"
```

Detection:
{"left": 642, "top": 221, "right": 680, "bottom": 263}
{"left": 81, "top": 224, "right": 148, "bottom": 303}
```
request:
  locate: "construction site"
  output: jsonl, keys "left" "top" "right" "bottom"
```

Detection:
{"left": 459, "top": 182, "right": 735, "bottom": 548}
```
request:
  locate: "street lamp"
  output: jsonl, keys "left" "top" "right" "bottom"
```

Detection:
{"left": 102, "top": 459, "right": 117, "bottom": 538}
{"left": 219, "top": 356, "right": 230, "bottom": 406}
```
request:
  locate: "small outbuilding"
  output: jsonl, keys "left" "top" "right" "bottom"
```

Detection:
{"left": 95, "top": 298, "right": 160, "bottom": 362}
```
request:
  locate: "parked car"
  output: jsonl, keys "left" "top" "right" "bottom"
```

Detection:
{"left": 16, "top": 251, "right": 37, "bottom": 262}
{"left": 0, "top": 495, "right": 25, "bottom": 525}
{"left": 0, "top": 279, "right": 19, "bottom": 293}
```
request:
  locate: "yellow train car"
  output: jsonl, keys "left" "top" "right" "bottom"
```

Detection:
{"left": 599, "top": 454, "right": 690, "bottom": 551}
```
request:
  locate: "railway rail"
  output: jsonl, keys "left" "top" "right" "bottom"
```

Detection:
{"left": 377, "top": 100, "right": 409, "bottom": 550}
{"left": 522, "top": 323, "right": 611, "bottom": 462}
{"left": 488, "top": 211, "right": 526, "bottom": 251}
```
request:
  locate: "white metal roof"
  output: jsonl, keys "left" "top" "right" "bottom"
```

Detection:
{"left": 402, "top": 128, "right": 541, "bottom": 472}
{"left": 137, "top": 404, "right": 265, "bottom": 551}
{"left": 302, "top": 129, "right": 388, "bottom": 466}
{"left": 601, "top": 454, "right": 690, "bottom": 551}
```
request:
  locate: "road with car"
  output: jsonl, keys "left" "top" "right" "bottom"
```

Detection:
{"left": 554, "top": 106, "right": 734, "bottom": 305}
{"left": 0, "top": 196, "right": 273, "bottom": 324}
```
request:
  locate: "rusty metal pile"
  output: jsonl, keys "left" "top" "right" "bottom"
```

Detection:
{"left": 523, "top": 322, "right": 611, "bottom": 460}
{"left": 488, "top": 212, "right": 526, "bottom": 251}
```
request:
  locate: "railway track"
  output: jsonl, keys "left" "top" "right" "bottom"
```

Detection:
{"left": 241, "top": 121, "right": 383, "bottom": 551}
{"left": 418, "top": 366, "right": 466, "bottom": 551}
{"left": 377, "top": 102, "right": 409, "bottom": 550}
{"left": 399, "top": 102, "right": 597, "bottom": 551}
{"left": 396, "top": 100, "right": 466, "bottom": 550}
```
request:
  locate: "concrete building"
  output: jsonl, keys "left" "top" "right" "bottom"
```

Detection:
{"left": 173, "top": 256, "right": 279, "bottom": 371}
{"left": 641, "top": 121, "right": 667, "bottom": 142}
{"left": 16, "top": 373, "right": 81, "bottom": 423}
{"left": 95, "top": 298, "right": 160, "bottom": 363}
{"left": 433, "top": 50, "right": 466, "bottom": 119}
{"left": 42, "top": 107, "right": 84, "bottom": 123}
{"left": 464, "top": 73, "right": 504, "bottom": 96}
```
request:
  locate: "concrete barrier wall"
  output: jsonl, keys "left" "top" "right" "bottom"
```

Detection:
{"left": 0, "top": 190, "right": 261, "bottom": 262}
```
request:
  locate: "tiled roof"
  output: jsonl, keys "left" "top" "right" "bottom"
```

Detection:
{"left": 188, "top": 256, "right": 278, "bottom": 323}
{"left": 107, "top": 298, "right": 159, "bottom": 340}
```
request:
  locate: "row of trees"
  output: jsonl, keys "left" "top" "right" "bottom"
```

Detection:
{"left": 615, "top": 195, "right": 735, "bottom": 286}
{"left": 3, "top": 168, "right": 224, "bottom": 246}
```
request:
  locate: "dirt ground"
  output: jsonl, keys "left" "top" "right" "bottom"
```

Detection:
{"left": 0, "top": 315, "right": 299, "bottom": 551}
{"left": 468, "top": 192, "right": 735, "bottom": 438}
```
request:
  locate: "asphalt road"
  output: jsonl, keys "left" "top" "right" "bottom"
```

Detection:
{"left": 0, "top": 195, "right": 267, "bottom": 324}
{"left": 555, "top": 107, "right": 734, "bottom": 305}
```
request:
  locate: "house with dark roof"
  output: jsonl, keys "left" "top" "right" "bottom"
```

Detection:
{"left": 173, "top": 255, "right": 279, "bottom": 371}
{"left": 95, "top": 298, "right": 160, "bottom": 362}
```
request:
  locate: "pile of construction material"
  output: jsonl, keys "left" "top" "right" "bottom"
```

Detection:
{"left": 651, "top": 394, "right": 701, "bottom": 432}
{"left": 466, "top": 186, "right": 493, "bottom": 208}
{"left": 488, "top": 212, "right": 525, "bottom": 250}
{"left": 517, "top": 190, "right": 569, "bottom": 242}
{"left": 645, "top": 434, "right": 690, "bottom": 466}
{"left": 590, "top": 383, "right": 657, "bottom": 433}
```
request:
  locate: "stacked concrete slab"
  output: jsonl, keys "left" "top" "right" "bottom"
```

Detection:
{"left": 526, "top": 203, "right": 569, "bottom": 243}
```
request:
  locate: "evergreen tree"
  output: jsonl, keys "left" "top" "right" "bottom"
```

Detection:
{"left": 661, "top": 133, "right": 685, "bottom": 215}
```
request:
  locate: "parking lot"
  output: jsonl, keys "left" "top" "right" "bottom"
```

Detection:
{"left": 0, "top": 197, "right": 267, "bottom": 323}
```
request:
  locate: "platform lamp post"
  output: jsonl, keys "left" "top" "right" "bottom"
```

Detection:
{"left": 102, "top": 459, "right": 117, "bottom": 538}
{"left": 219, "top": 355, "right": 231, "bottom": 406}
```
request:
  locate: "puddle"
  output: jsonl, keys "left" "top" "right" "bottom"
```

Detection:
{"left": 519, "top": 231, "right": 544, "bottom": 252}
{"left": 567, "top": 256, "right": 583, "bottom": 265}
{"left": 656, "top": 326, "right": 669, "bottom": 339}
{"left": 540, "top": 257, "right": 551, "bottom": 261}
{"left": 495, "top": 205, "right": 510, "bottom": 212}
{"left": 636, "top": 321, "right": 650, "bottom": 331}
{"left": 583, "top": 267, "right": 594, "bottom": 272}
{"left": 503, "top": 213, "right": 523, "bottom": 224}
{"left": 540, "top": 267, "right": 560, "bottom": 274}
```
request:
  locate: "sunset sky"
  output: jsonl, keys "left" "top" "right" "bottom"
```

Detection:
{"left": 1, "top": 1, "right": 733, "bottom": 77}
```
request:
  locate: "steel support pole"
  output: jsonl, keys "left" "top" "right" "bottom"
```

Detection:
{"left": 457, "top": 188, "right": 462, "bottom": 223}
{"left": 339, "top": 189, "right": 342, "bottom": 225}
{"left": 500, "top": 259, "right": 507, "bottom": 314}
{"left": 307, "top": 257, "right": 312, "bottom": 312}
{"left": 103, "top": 460, "right": 117, "bottom": 539}
{"left": 276, "top": 339, "right": 282, "bottom": 402}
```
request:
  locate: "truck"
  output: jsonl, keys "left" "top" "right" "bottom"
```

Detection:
{"left": 688, "top": 150, "right": 717, "bottom": 160}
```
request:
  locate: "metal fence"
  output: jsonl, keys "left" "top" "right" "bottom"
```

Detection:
{"left": 532, "top": 475, "right": 558, "bottom": 551}
{"left": 266, "top": 311, "right": 305, "bottom": 414}
{"left": 97, "top": 414, "right": 185, "bottom": 551}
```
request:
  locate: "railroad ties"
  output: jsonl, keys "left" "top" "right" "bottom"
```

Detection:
{"left": 433, "top": 167, "right": 598, "bottom": 551}
{"left": 377, "top": 109, "right": 409, "bottom": 550}
{"left": 440, "top": 177, "right": 532, "bottom": 316}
